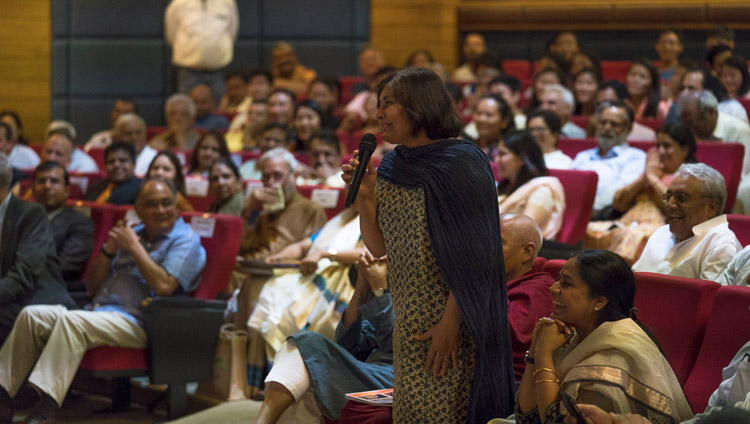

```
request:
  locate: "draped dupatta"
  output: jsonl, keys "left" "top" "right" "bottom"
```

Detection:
{"left": 378, "top": 138, "right": 516, "bottom": 423}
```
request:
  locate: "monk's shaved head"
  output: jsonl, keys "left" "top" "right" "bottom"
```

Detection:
{"left": 500, "top": 213, "right": 543, "bottom": 280}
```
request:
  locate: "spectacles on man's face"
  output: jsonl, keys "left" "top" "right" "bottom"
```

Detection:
{"left": 142, "top": 197, "right": 175, "bottom": 209}
{"left": 662, "top": 190, "right": 705, "bottom": 204}
{"left": 528, "top": 126, "right": 550, "bottom": 135}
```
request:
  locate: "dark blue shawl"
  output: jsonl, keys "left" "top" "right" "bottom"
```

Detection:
{"left": 377, "top": 138, "right": 515, "bottom": 422}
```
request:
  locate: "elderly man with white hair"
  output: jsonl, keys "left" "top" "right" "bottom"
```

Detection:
{"left": 113, "top": 113, "right": 158, "bottom": 176}
{"left": 540, "top": 84, "right": 586, "bottom": 139}
{"left": 149, "top": 93, "right": 201, "bottom": 150}
{"left": 633, "top": 163, "right": 741, "bottom": 281}
{"left": 45, "top": 120, "right": 99, "bottom": 173}
{"left": 678, "top": 89, "right": 750, "bottom": 214}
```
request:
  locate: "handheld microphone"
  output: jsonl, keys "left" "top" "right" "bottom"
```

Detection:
{"left": 345, "top": 133, "right": 378, "bottom": 208}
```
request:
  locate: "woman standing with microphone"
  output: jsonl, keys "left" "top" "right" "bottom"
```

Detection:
{"left": 343, "top": 68, "right": 515, "bottom": 423}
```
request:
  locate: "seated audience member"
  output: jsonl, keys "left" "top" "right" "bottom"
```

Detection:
{"left": 706, "top": 24, "right": 735, "bottom": 51}
{"left": 0, "top": 120, "right": 38, "bottom": 170}
{"left": 291, "top": 99, "right": 324, "bottom": 152}
{"left": 187, "top": 131, "right": 232, "bottom": 177}
{"left": 572, "top": 101, "right": 647, "bottom": 216}
{"left": 707, "top": 44, "right": 733, "bottom": 78}
{"left": 500, "top": 213, "right": 554, "bottom": 380}
{"left": 489, "top": 75, "right": 527, "bottom": 129}
{"left": 453, "top": 32, "right": 488, "bottom": 82}
{"left": 586, "top": 122, "right": 697, "bottom": 264}
{"left": 496, "top": 131, "right": 566, "bottom": 240}
{"left": 84, "top": 98, "right": 137, "bottom": 151}
{"left": 208, "top": 157, "right": 244, "bottom": 216}
{"left": 666, "top": 66, "right": 748, "bottom": 125}
{"left": 540, "top": 84, "right": 587, "bottom": 139}
{"left": 248, "top": 69, "right": 274, "bottom": 101}
{"left": 150, "top": 93, "right": 201, "bottom": 150}
{"left": 632, "top": 163, "right": 741, "bottom": 281}
{"left": 718, "top": 245, "right": 750, "bottom": 286}
{"left": 569, "top": 49, "right": 601, "bottom": 79}
{"left": 86, "top": 142, "right": 141, "bottom": 205}
{"left": 464, "top": 94, "right": 516, "bottom": 160}
{"left": 32, "top": 161, "right": 94, "bottom": 285}
{"left": 238, "top": 148, "right": 327, "bottom": 261}
{"left": 405, "top": 49, "right": 449, "bottom": 82}
{"left": 625, "top": 58, "right": 669, "bottom": 120}
{"left": 527, "top": 110, "right": 573, "bottom": 170}
{"left": 240, "top": 123, "right": 289, "bottom": 180}
{"left": 719, "top": 54, "right": 750, "bottom": 102}
{"left": 271, "top": 42, "right": 317, "bottom": 95}
{"left": 573, "top": 67, "right": 601, "bottom": 116}
{"left": 40, "top": 131, "right": 99, "bottom": 174}
{"left": 146, "top": 151, "right": 193, "bottom": 212}
{"left": 113, "top": 113, "right": 158, "bottom": 177}
{"left": 548, "top": 31, "right": 580, "bottom": 67}
{"left": 655, "top": 29, "right": 684, "bottom": 83}
{"left": 0, "top": 154, "right": 75, "bottom": 340}
{"left": 357, "top": 46, "right": 387, "bottom": 84}
{"left": 253, "top": 253, "right": 392, "bottom": 424}
{"left": 308, "top": 79, "right": 340, "bottom": 125}
{"left": 508, "top": 249, "right": 692, "bottom": 424}
{"left": 0, "top": 111, "right": 30, "bottom": 146}
{"left": 45, "top": 120, "right": 99, "bottom": 173}
{"left": 190, "top": 83, "right": 229, "bottom": 131}
{"left": 267, "top": 88, "right": 297, "bottom": 128}
{"left": 596, "top": 80, "right": 657, "bottom": 141}
{"left": 244, "top": 205, "right": 365, "bottom": 393}
{"left": 471, "top": 63, "right": 503, "bottom": 108}
{"left": 341, "top": 67, "right": 396, "bottom": 131}
{"left": 678, "top": 90, "right": 750, "bottom": 213}
{"left": 226, "top": 100, "right": 269, "bottom": 150}
{"left": 0, "top": 178, "right": 205, "bottom": 423}
{"left": 296, "top": 129, "right": 345, "bottom": 187}
{"left": 219, "top": 70, "right": 252, "bottom": 114}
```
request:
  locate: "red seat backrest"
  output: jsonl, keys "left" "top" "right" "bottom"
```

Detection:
{"left": 347, "top": 131, "right": 384, "bottom": 156}
{"left": 541, "top": 259, "right": 566, "bottom": 279}
{"left": 683, "top": 286, "right": 750, "bottom": 412}
{"left": 338, "top": 76, "right": 366, "bottom": 105}
{"left": 569, "top": 116, "right": 590, "bottom": 131}
{"left": 636, "top": 117, "right": 664, "bottom": 131}
{"left": 547, "top": 169, "right": 598, "bottom": 245}
{"left": 503, "top": 60, "right": 532, "bottom": 80}
{"left": 728, "top": 214, "right": 750, "bottom": 247}
{"left": 533, "top": 256, "right": 547, "bottom": 272}
{"left": 183, "top": 175, "right": 215, "bottom": 212}
{"left": 180, "top": 212, "right": 243, "bottom": 300}
{"left": 600, "top": 60, "right": 632, "bottom": 83}
{"left": 633, "top": 272, "right": 719, "bottom": 385}
{"left": 296, "top": 185, "right": 347, "bottom": 219}
{"left": 695, "top": 142, "right": 744, "bottom": 212}
{"left": 147, "top": 126, "right": 167, "bottom": 142}
{"left": 66, "top": 200, "right": 117, "bottom": 281}
{"left": 88, "top": 148, "right": 106, "bottom": 170}
{"left": 557, "top": 138, "right": 597, "bottom": 159}
{"left": 736, "top": 98, "right": 750, "bottom": 123}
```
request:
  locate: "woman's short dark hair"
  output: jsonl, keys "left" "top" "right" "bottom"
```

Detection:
{"left": 598, "top": 80, "right": 628, "bottom": 101}
{"left": 722, "top": 54, "right": 750, "bottom": 97}
{"left": 295, "top": 99, "right": 324, "bottom": 122}
{"left": 527, "top": 109, "right": 561, "bottom": 136}
{"left": 147, "top": 150, "right": 186, "bottom": 194}
{"left": 210, "top": 156, "right": 241, "bottom": 180}
{"left": 571, "top": 249, "right": 634, "bottom": 325}
{"left": 478, "top": 94, "right": 516, "bottom": 139}
{"left": 497, "top": 130, "right": 547, "bottom": 195}
{"left": 189, "top": 130, "right": 231, "bottom": 173}
{"left": 376, "top": 68, "right": 463, "bottom": 140}
{"left": 628, "top": 58, "right": 662, "bottom": 118}
{"left": 707, "top": 44, "right": 733, "bottom": 67}
{"left": 658, "top": 122, "right": 698, "bottom": 164}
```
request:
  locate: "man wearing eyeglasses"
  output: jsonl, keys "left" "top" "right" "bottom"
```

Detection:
{"left": 0, "top": 178, "right": 206, "bottom": 423}
{"left": 633, "top": 163, "right": 741, "bottom": 281}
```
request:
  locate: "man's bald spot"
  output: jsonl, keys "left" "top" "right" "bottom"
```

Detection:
{"left": 191, "top": 83, "right": 212, "bottom": 98}
{"left": 500, "top": 213, "right": 543, "bottom": 257}
{"left": 137, "top": 178, "right": 176, "bottom": 205}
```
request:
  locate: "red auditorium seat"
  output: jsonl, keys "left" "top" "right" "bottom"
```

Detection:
{"left": 338, "top": 76, "right": 366, "bottom": 105}
{"left": 347, "top": 131, "right": 383, "bottom": 154}
{"left": 239, "top": 150, "right": 261, "bottom": 163}
{"left": 533, "top": 256, "right": 547, "bottom": 272}
{"left": 569, "top": 115, "right": 590, "bottom": 131}
{"left": 636, "top": 117, "right": 663, "bottom": 131}
{"left": 737, "top": 98, "right": 750, "bottom": 123}
{"left": 503, "top": 60, "right": 532, "bottom": 80}
{"left": 633, "top": 272, "right": 719, "bottom": 385}
{"left": 541, "top": 259, "right": 566, "bottom": 279}
{"left": 184, "top": 175, "right": 215, "bottom": 212}
{"left": 297, "top": 185, "right": 348, "bottom": 219}
{"left": 66, "top": 200, "right": 116, "bottom": 281}
{"left": 557, "top": 138, "right": 596, "bottom": 159}
{"left": 146, "top": 126, "right": 166, "bottom": 141}
{"left": 548, "top": 169, "right": 597, "bottom": 245}
{"left": 78, "top": 211, "right": 243, "bottom": 418}
{"left": 683, "top": 286, "right": 750, "bottom": 413}
{"left": 728, "top": 214, "right": 750, "bottom": 247}
{"left": 88, "top": 147, "right": 106, "bottom": 170}
{"left": 600, "top": 60, "right": 632, "bottom": 82}
{"left": 695, "top": 142, "right": 744, "bottom": 211}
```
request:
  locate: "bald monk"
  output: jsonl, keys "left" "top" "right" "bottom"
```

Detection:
{"left": 500, "top": 213, "right": 556, "bottom": 380}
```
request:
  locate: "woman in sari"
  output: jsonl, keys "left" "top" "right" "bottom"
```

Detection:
{"left": 510, "top": 249, "right": 693, "bottom": 424}
{"left": 585, "top": 122, "right": 697, "bottom": 263}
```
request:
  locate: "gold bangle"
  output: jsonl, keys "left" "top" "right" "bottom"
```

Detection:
{"left": 534, "top": 378, "right": 560, "bottom": 384}
{"left": 532, "top": 368, "right": 558, "bottom": 378}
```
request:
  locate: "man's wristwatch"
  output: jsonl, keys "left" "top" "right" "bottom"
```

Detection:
{"left": 373, "top": 287, "right": 390, "bottom": 297}
{"left": 327, "top": 248, "right": 338, "bottom": 260}
{"left": 524, "top": 350, "right": 535, "bottom": 365}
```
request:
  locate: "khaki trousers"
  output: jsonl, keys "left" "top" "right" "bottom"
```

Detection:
{"left": 0, "top": 305, "right": 146, "bottom": 406}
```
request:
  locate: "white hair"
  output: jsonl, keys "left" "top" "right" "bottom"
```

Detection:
{"left": 543, "top": 84, "right": 575, "bottom": 108}
{"left": 675, "top": 163, "right": 727, "bottom": 215}
{"left": 260, "top": 147, "right": 298, "bottom": 172}
{"left": 114, "top": 113, "right": 146, "bottom": 130}
{"left": 697, "top": 90, "right": 719, "bottom": 112}
{"left": 165, "top": 93, "right": 196, "bottom": 117}
{"left": 45, "top": 120, "right": 77, "bottom": 141}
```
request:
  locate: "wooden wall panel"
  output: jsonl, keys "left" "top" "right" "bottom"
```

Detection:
{"left": 0, "top": 0, "right": 50, "bottom": 143}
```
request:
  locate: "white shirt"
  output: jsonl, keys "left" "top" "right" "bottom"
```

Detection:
{"left": 84, "top": 129, "right": 113, "bottom": 152}
{"left": 572, "top": 144, "right": 646, "bottom": 211}
{"left": 718, "top": 99, "right": 750, "bottom": 125}
{"left": 632, "top": 214, "right": 741, "bottom": 282}
{"left": 544, "top": 150, "right": 573, "bottom": 170}
{"left": 514, "top": 113, "right": 526, "bottom": 130}
{"left": 713, "top": 112, "right": 750, "bottom": 178}
{"left": 8, "top": 144, "right": 40, "bottom": 170}
{"left": 560, "top": 121, "right": 587, "bottom": 139}
{"left": 135, "top": 145, "right": 159, "bottom": 177}
{"left": 165, "top": 0, "right": 239, "bottom": 70}
{"left": 69, "top": 148, "right": 99, "bottom": 173}
{"left": 717, "top": 245, "right": 750, "bottom": 286}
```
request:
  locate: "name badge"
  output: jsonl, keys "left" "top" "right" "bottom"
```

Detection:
{"left": 311, "top": 189, "right": 339, "bottom": 208}
{"left": 191, "top": 216, "right": 216, "bottom": 238}
{"left": 185, "top": 177, "right": 209, "bottom": 197}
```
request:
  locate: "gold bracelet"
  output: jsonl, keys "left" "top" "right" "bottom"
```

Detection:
{"left": 532, "top": 368, "right": 558, "bottom": 378}
{"left": 534, "top": 378, "right": 560, "bottom": 384}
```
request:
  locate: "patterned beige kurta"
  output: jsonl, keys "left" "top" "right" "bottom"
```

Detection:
{"left": 377, "top": 178, "right": 476, "bottom": 423}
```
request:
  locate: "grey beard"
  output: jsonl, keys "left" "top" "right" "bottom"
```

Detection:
{"left": 597, "top": 134, "right": 625, "bottom": 153}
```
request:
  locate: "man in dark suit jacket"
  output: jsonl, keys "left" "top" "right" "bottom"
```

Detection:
{"left": 32, "top": 161, "right": 94, "bottom": 286}
{"left": 0, "top": 155, "right": 75, "bottom": 340}
{"left": 86, "top": 141, "right": 141, "bottom": 205}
